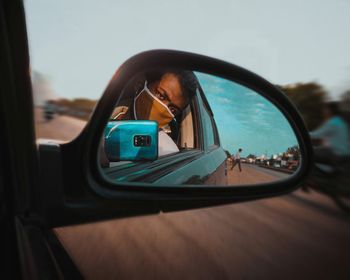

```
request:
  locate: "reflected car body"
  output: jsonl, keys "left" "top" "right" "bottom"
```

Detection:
{"left": 104, "top": 85, "right": 228, "bottom": 185}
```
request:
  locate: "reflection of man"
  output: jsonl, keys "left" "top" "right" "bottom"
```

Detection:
{"left": 112, "top": 69, "right": 198, "bottom": 156}
{"left": 231, "top": 148, "right": 243, "bottom": 172}
{"left": 310, "top": 102, "right": 350, "bottom": 163}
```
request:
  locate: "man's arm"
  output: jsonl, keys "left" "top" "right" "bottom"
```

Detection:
{"left": 310, "top": 119, "right": 336, "bottom": 139}
{"left": 158, "top": 130, "right": 180, "bottom": 156}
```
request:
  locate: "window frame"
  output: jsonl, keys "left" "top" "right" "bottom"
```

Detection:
{"left": 196, "top": 85, "right": 220, "bottom": 151}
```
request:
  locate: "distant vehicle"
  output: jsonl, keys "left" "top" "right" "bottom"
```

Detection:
{"left": 43, "top": 101, "right": 56, "bottom": 121}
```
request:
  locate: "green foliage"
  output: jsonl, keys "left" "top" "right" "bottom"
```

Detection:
{"left": 277, "top": 83, "right": 328, "bottom": 130}
{"left": 50, "top": 98, "right": 98, "bottom": 120}
{"left": 340, "top": 90, "right": 350, "bottom": 126}
{"left": 342, "top": 90, "right": 350, "bottom": 111}
{"left": 247, "top": 154, "right": 256, "bottom": 159}
{"left": 286, "top": 145, "right": 300, "bottom": 160}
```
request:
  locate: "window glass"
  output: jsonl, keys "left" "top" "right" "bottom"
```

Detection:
{"left": 179, "top": 105, "right": 195, "bottom": 149}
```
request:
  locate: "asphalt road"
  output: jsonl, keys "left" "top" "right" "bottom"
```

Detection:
{"left": 36, "top": 111, "right": 350, "bottom": 280}
{"left": 35, "top": 108, "right": 86, "bottom": 142}
{"left": 228, "top": 163, "right": 290, "bottom": 185}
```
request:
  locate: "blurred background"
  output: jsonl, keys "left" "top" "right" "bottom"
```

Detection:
{"left": 26, "top": 0, "right": 350, "bottom": 279}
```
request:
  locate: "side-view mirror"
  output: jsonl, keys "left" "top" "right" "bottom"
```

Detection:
{"left": 37, "top": 50, "right": 313, "bottom": 227}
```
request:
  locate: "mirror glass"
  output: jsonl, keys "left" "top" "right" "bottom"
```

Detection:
{"left": 99, "top": 69, "right": 301, "bottom": 186}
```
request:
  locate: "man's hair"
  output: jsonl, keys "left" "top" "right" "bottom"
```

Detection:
{"left": 326, "top": 101, "right": 340, "bottom": 116}
{"left": 145, "top": 68, "right": 198, "bottom": 103}
{"left": 238, "top": 148, "right": 242, "bottom": 152}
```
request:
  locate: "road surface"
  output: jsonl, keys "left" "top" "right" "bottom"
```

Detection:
{"left": 36, "top": 112, "right": 350, "bottom": 280}
{"left": 35, "top": 108, "right": 87, "bottom": 142}
{"left": 228, "top": 163, "right": 290, "bottom": 185}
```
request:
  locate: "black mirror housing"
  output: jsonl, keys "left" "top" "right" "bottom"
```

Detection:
{"left": 37, "top": 50, "right": 313, "bottom": 227}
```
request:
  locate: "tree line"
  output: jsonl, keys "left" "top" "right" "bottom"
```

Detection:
{"left": 277, "top": 83, "right": 350, "bottom": 130}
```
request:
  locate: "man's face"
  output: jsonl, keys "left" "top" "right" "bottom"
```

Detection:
{"left": 149, "top": 73, "right": 188, "bottom": 116}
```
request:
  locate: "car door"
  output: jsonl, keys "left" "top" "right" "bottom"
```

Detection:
{"left": 1, "top": 1, "right": 313, "bottom": 278}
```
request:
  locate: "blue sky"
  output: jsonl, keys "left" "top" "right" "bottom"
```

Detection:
{"left": 196, "top": 73, "right": 298, "bottom": 157}
{"left": 25, "top": 0, "right": 350, "bottom": 101}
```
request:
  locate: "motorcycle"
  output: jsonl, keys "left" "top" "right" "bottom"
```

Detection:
{"left": 304, "top": 154, "right": 350, "bottom": 212}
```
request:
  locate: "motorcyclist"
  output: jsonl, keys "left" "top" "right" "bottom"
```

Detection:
{"left": 305, "top": 102, "right": 350, "bottom": 211}
{"left": 310, "top": 101, "right": 350, "bottom": 164}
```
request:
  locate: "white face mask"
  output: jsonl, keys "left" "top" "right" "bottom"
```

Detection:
{"left": 134, "top": 82, "right": 174, "bottom": 128}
